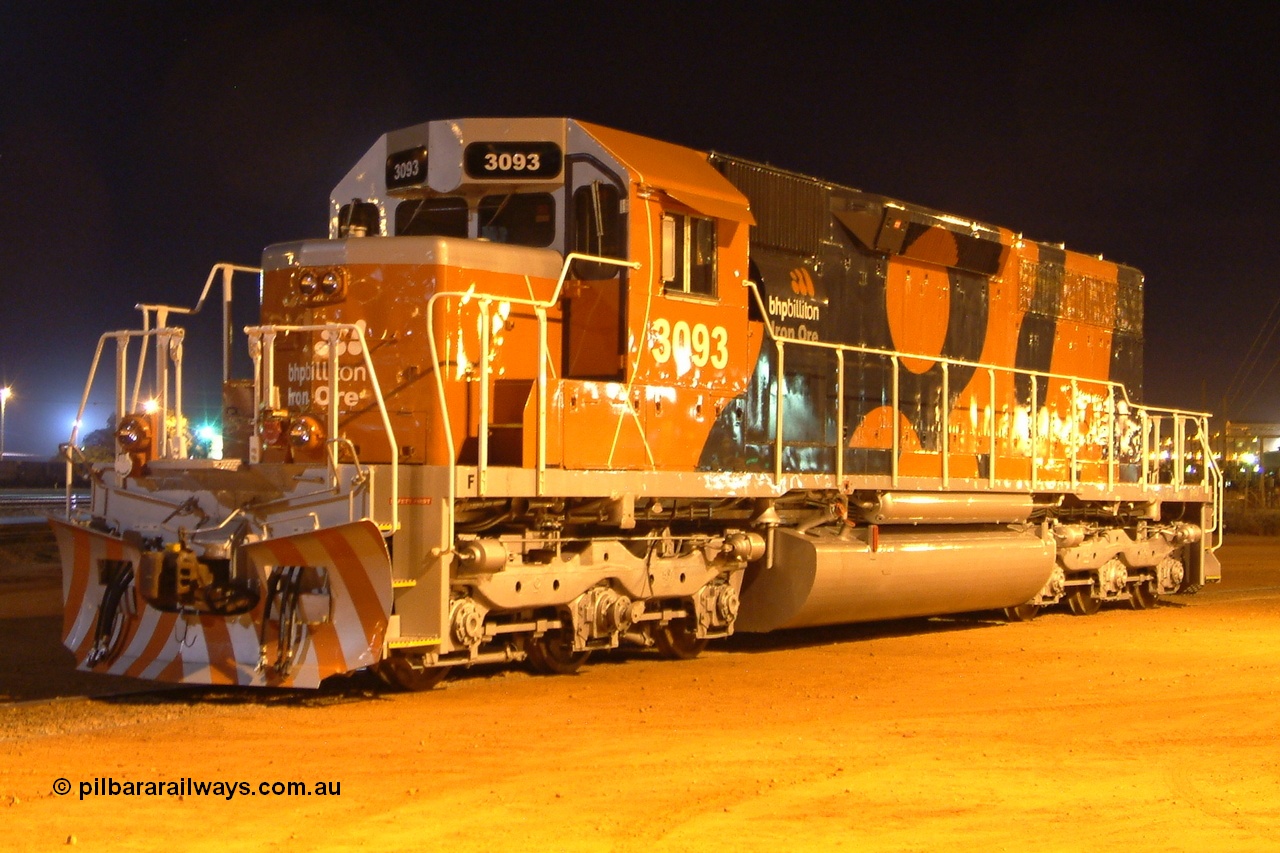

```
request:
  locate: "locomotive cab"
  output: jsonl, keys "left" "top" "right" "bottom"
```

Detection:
{"left": 256, "top": 118, "right": 759, "bottom": 473}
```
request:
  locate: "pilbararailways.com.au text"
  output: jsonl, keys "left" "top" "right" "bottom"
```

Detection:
{"left": 54, "top": 777, "right": 341, "bottom": 801}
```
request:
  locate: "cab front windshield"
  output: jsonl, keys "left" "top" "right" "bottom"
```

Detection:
{"left": 393, "top": 193, "right": 556, "bottom": 248}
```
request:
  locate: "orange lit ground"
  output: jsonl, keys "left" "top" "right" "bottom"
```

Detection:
{"left": 1, "top": 535, "right": 1278, "bottom": 852}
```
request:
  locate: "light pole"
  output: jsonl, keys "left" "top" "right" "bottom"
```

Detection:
{"left": 0, "top": 386, "right": 10, "bottom": 459}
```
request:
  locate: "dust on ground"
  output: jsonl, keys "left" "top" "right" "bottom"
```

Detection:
{"left": 1, "top": 530, "right": 1277, "bottom": 851}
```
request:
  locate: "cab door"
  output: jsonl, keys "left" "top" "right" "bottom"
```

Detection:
{"left": 563, "top": 157, "right": 628, "bottom": 380}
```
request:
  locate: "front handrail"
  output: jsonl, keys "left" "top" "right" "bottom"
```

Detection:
{"left": 244, "top": 322, "right": 400, "bottom": 532}
{"left": 66, "top": 326, "right": 187, "bottom": 491}
{"left": 135, "top": 263, "right": 261, "bottom": 389}
{"left": 62, "top": 263, "right": 260, "bottom": 519}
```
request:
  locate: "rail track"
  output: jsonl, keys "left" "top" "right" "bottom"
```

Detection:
{"left": 0, "top": 490, "right": 88, "bottom": 515}
{"left": 0, "top": 491, "right": 87, "bottom": 543}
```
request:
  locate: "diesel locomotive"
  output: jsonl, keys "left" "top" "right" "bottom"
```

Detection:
{"left": 54, "top": 118, "right": 1222, "bottom": 689}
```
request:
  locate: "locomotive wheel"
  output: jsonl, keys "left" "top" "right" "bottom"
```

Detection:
{"left": 1065, "top": 586, "right": 1101, "bottom": 616}
{"left": 376, "top": 653, "right": 450, "bottom": 691}
{"left": 653, "top": 621, "right": 709, "bottom": 660}
{"left": 1127, "top": 581, "right": 1159, "bottom": 610}
{"left": 1002, "top": 603, "right": 1040, "bottom": 623}
{"left": 525, "top": 632, "right": 591, "bottom": 675}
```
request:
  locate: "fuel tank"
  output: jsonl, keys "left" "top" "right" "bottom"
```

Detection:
{"left": 735, "top": 525, "right": 1055, "bottom": 632}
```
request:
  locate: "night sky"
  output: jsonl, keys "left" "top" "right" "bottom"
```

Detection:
{"left": 1, "top": 2, "right": 1277, "bottom": 458}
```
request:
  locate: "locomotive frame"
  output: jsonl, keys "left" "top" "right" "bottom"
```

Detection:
{"left": 55, "top": 118, "right": 1221, "bottom": 689}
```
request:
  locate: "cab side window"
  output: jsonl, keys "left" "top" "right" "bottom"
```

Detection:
{"left": 571, "top": 182, "right": 624, "bottom": 279}
{"left": 662, "top": 213, "right": 716, "bottom": 297}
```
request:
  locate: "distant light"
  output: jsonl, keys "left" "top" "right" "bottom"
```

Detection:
{"left": 0, "top": 387, "right": 10, "bottom": 403}
{"left": 142, "top": 399, "right": 159, "bottom": 414}
{"left": 196, "top": 424, "right": 217, "bottom": 442}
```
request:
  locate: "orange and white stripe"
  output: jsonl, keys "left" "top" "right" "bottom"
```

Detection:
{"left": 49, "top": 518, "right": 393, "bottom": 688}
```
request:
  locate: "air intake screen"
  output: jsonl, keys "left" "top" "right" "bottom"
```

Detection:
{"left": 712, "top": 157, "right": 827, "bottom": 256}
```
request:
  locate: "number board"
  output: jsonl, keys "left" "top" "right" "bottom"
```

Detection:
{"left": 386, "top": 146, "right": 428, "bottom": 190}
{"left": 463, "top": 141, "right": 563, "bottom": 180}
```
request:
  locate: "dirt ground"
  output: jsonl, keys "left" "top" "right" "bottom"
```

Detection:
{"left": 1, "top": 529, "right": 1278, "bottom": 852}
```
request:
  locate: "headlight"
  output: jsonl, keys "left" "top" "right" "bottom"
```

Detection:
{"left": 288, "top": 415, "right": 324, "bottom": 451}
{"left": 294, "top": 268, "right": 344, "bottom": 300}
{"left": 115, "top": 415, "right": 152, "bottom": 452}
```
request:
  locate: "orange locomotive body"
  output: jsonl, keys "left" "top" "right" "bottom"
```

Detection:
{"left": 55, "top": 118, "right": 1220, "bottom": 689}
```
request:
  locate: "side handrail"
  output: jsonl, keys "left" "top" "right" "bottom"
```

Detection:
{"left": 425, "top": 252, "right": 641, "bottom": 558}
{"left": 742, "top": 278, "right": 1216, "bottom": 497}
{"left": 1205, "top": 432, "right": 1224, "bottom": 550}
